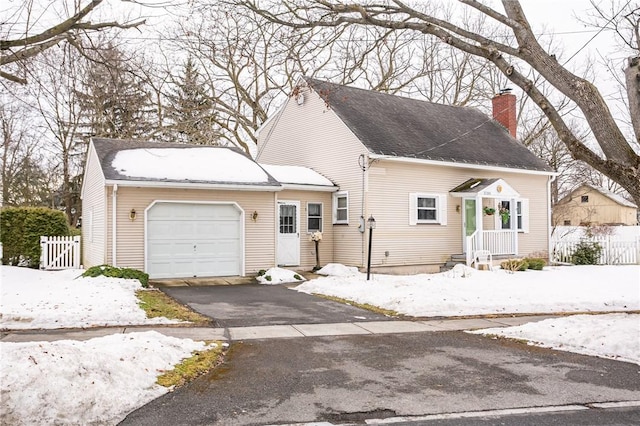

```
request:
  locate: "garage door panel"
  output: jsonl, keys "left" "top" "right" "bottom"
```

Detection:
{"left": 147, "top": 203, "right": 242, "bottom": 279}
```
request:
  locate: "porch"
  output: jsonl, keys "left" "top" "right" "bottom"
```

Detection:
{"left": 464, "top": 229, "right": 518, "bottom": 266}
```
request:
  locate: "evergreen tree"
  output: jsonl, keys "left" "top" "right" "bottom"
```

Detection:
{"left": 165, "top": 57, "right": 220, "bottom": 145}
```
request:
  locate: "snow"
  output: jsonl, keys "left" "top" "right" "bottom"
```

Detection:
{"left": 256, "top": 267, "right": 305, "bottom": 284}
{"left": 260, "top": 164, "right": 334, "bottom": 186}
{"left": 469, "top": 313, "right": 640, "bottom": 365}
{"left": 111, "top": 147, "right": 270, "bottom": 183}
{"left": 0, "top": 266, "right": 179, "bottom": 330}
{"left": 295, "top": 264, "right": 640, "bottom": 317}
{"left": 1, "top": 265, "right": 638, "bottom": 425}
{"left": 1, "top": 332, "right": 209, "bottom": 425}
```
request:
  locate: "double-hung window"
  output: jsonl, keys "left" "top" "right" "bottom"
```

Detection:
{"left": 307, "top": 203, "right": 323, "bottom": 232}
{"left": 496, "top": 199, "right": 529, "bottom": 232}
{"left": 409, "top": 193, "right": 447, "bottom": 225}
{"left": 333, "top": 192, "right": 348, "bottom": 224}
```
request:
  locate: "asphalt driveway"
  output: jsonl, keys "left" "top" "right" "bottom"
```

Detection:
{"left": 159, "top": 283, "right": 391, "bottom": 327}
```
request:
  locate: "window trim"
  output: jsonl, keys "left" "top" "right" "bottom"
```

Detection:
{"left": 495, "top": 198, "right": 529, "bottom": 233}
{"left": 307, "top": 202, "right": 323, "bottom": 232}
{"left": 333, "top": 191, "right": 349, "bottom": 225}
{"left": 409, "top": 193, "right": 447, "bottom": 225}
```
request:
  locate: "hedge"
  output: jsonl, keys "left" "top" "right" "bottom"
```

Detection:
{"left": 1, "top": 207, "right": 70, "bottom": 267}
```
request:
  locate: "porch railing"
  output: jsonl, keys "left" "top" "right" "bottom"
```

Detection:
{"left": 466, "top": 230, "right": 517, "bottom": 265}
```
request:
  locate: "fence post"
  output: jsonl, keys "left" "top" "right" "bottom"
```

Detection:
{"left": 74, "top": 235, "right": 81, "bottom": 269}
{"left": 40, "top": 236, "right": 47, "bottom": 270}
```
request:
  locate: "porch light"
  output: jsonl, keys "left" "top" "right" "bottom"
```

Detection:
{"left": 129, "top": 209, "right": 137, "bottom": 221}
{"left": 367, "top": 216, "right": 376, "bottom": 229}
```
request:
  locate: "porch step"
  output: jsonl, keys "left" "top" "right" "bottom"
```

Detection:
{"left": 440, "top": 254, "right": 467, "bottom": 272}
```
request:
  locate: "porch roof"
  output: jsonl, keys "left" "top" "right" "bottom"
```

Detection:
{"left": 450, "top": 178, "right": 520, "bottom": 198}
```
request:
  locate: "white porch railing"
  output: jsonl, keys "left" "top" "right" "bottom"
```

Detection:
{"left": 40, "top": 235, "right": 81, "bottom": 270}
{"left": 466, "top": 230, "right": 517, "bottom": 265}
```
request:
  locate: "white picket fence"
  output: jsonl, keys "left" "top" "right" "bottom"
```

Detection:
{"left": 40, "top": 236, "right": 81, "bottom": 270}
{"left": 552, "top": 236, "right": 640, "bottom": 265}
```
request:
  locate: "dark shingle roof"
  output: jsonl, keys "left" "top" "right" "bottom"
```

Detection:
{"left": 304, "top": 78, "right": 552, "bottom": 172}
{"left": 92, "top": 138, "right": 280, "bottom": 186}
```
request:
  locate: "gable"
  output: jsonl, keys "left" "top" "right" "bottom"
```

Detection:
{"left": 303, "top": 78, "right": 552, "bottom": 173}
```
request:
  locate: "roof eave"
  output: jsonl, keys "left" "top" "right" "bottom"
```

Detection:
{"left": 105, "top": 179, "right": 283, "bottom": 192}
{"left": 279, "top": 183, "right": 339, "bottom": 192}
{"left": 368, "top": 153, "right": 557, "bottom": 176}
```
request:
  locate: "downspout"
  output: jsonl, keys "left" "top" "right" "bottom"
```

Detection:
{"left": 547, "top": 174, "right": 557, "bottom": 263}
{"left": 358, "top": 154, "right": 367, "bottom": 267}
{"left": 112, "top": 184, "right": 118, "bottom": 267}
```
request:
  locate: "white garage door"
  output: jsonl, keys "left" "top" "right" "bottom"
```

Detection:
{"left": 146, "top": 203, "right": 242, "bottom": 279}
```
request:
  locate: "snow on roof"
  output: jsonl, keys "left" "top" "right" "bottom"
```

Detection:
{"left": 111, "top": 147, "right": 271, "bottom": 183}
{"left": 260, "top": 164, "right": 334, "bottom": 187}
{"left": 588, "top": 185, "right": 637, "bottom": 208}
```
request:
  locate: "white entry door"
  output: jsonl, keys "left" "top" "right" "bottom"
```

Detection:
{"left": 277, "top": 201, "right": 300, "bottom": 266}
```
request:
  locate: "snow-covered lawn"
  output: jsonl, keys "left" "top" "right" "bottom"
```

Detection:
{"left": 296, "top": 263, "right": 640, "bottom": 364}
{"left": 0, "top": 266, "right": 179, "bottom": 330}
{"left": 296, "top": 263, "right": 640, "bottom": 317}
{"left": 0, "top": 266, "right": 213, "bottom": 425}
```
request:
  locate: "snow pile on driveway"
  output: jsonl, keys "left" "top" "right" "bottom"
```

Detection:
{"left": 256, "top": 267, "right": 305, "bottom": 284}
{"left": 1, "top": 332, "right": 209, "bottom": 425}
{"left": 295, "top": 264, "right": 640, "bottom": 317}
{"left": 0, "top": 266, "right": 178, "bottom": 330}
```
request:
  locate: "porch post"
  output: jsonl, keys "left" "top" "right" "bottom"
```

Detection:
{"left": 476, "top": 195, "right": 483, "bottom": 251}
{"left": 511, "top": 197, "right": 518, "bottom": 255}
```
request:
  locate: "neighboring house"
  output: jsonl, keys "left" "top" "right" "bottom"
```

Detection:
{"left": 553, "top": 184, "right": 638, "bottom": 226}
{"left": 257, "top": 78, "right": 556, "bottom": 273}
{"left": 81, "top": 138, "right": 336, "bottom": 279}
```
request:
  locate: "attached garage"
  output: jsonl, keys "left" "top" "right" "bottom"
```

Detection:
{"left": 146, "top": 202, "right": 243, "bottom": 279}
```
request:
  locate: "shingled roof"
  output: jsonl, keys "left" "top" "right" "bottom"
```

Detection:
{"left": 91, "top": 138, "right": 280, "bottom": 187}
{"left": 304, "top": 77, "right": 552, "bottom": 172}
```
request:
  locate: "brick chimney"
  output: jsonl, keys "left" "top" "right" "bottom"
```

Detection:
{"left": 492, "top": 89, "right": 517, "bottom": 138}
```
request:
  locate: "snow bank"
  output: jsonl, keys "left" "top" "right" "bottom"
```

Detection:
{"left": 0, "top": 332, "right": 208, "bottom": 425}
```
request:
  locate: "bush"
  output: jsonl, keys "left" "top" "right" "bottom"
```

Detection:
{"left": 0, "top": 207, "right": 70, "bottom": 267}
{"left": 571, "top": 241, "right": 602, "bottom": 265}
{"left": 500, "top": 258, "right": 529, "bottom": 272}
{"left": 524, "top": 257, "right": 547, "bottom": 270}
{"left": 83, "top": 265, "right": 149, "bottom": 288}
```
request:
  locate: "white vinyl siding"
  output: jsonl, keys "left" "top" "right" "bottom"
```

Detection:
{"left": 80, "top": 142, "right": 106, "bottom": 268}
{"left": 409, "top": 193, "right": 448, "bottom": 225}
{"left": 333, "top": 191, "right": 349, "bottom": 224}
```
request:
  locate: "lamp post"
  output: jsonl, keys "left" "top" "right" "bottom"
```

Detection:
{"left": 366, "top": 215, "right": 376, "bottom": 280}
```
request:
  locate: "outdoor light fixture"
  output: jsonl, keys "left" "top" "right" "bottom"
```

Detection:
{"left": 367, "top": 215, "right": 376, "bottom": 280}
{"left": 129, "top": 208, "right": 137, "bottom": 221}
{"left": 252, "top": 211, "right": 259, "bottom": 221}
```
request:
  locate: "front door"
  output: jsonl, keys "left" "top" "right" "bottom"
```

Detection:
{"left": 463, "top": 198, "right": 477, "bottom": 253}
{"left": 277, "top": 201, "right": 300, "bottom": 266}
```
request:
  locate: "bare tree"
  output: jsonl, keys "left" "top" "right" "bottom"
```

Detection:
{"left": 0, "top": 0, "right": 145, "bottom": 84}
{"left": 242, "top": 0, "right": 640, "bottom": 205}
{"left": 0, "top": 99, "right": 52, "bottom": 206}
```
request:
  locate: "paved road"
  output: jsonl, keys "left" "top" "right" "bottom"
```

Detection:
{"left": 120, "top": 331, "right": 640, "bottom": 425}
{"left": 160, "top": 284, "right": 390, "bottom": 327}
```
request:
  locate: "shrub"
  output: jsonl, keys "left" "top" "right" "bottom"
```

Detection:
{"left": 0, "top": 207, "right": 70, "bottom": 267}
{"left": 524, "top": 257, "right": 546, "bottom": 270}
{"left": 500, "top": 258, "right": 529, "bottom": 272}
{"left": 294, "top": 274, "right": 302, "bottom": 280}
{"left": 257, "top": 269, "right": 267, "bottom": 276}
{"left": 571, "top": 241, "right": 602, "bottom": 265}
{"left": 83, "top": 265, "right": 149, "bottom": 288}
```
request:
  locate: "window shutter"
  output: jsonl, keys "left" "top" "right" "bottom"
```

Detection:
{"left": 520, "top": 198, "right": 530, "bottom": 233}
{"left": 409, "top": 193, "right": 417, "bottom": 225}
{"left": 332, "top": 194, "right": 337, "bottom": 224}
{"left": 438, "top": 195, "right": 448, "bottom": 225}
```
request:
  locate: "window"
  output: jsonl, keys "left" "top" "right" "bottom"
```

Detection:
{"left": 564, "top": 220, "right": 571, "bottom": 226}
{"left": 409, "top": 193, "right": 447, "bottom": 225}
{"left": 333, "top": 192, "right": 348, "bottom": 224}
{"left": 581, "top": 195, "right": 589, "bottom": 203}
{"left": 307, "top": 203, "right": 322, "bottom": 232}
{"left": 496, "top": 199, "right": 529, "bottom": 232}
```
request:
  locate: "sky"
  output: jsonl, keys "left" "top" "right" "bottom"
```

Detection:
{"left": 1, "top": 263, "right": 638, "bottom": 424}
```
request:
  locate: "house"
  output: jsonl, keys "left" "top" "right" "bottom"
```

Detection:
{"left": 80, "top": 138, "right": 337, "bottom": 279}
{"left": 553, "top": 184, "right": 638, "bottom": 226}
{"left": 257, "top": 77, "right": 556, "bottom": 273}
